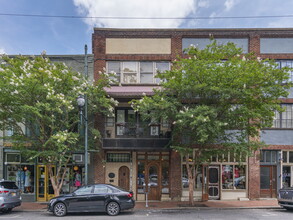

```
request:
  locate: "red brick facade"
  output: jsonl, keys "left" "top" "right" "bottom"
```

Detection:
{"left": 92, "top": 28, "right": 293, "bottom": 201}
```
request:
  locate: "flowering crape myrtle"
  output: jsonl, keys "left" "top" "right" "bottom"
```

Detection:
{"left": 0, "top": 54, "right": 117, "bottom": 196}
{"left": 132, "top": 41, "right": 292, "bottom": 205}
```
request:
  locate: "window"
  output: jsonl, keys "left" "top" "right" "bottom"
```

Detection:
{"left": 6, "top": 153, "right": 21, "bottom": 163}
{"left": 107, "top": 61, "right": 120, "bottom": 82}
{"left": 283, "top": 151, "right": 288, "bottom": 163}
{"left": 123, "top": 62, "right": 138, "bottom": 83}
{"left": 273, "top": 104, "right": 293, "bottom": 128}
{"left": 137, "top": 162, "right": 145, "bottom": 194}
{"left": 94, "top": 185, "right": 111, "bottom": 194}
{"left": 155, "top": 62, "right": 169, "bottom": 83}
{"left": 276, "top": 60, "right": 293, "bottom": 82}
{"left": 290, "top": 152, "right": 293, "bottom": 163}
{"left": 260, "top": 150, "right": 278, "bottom": 164}
{"left": 161, "top": 161, "right": 169, "bottom": 193}
{"left": 182, "top": 165, "right": 202, "bottom": 190}
{"left": 182, "top": 38, "right": 249, "bottom": 53}
{"left": 105, "top": 117, "right": 114, "bottom": 127}
{"left": 140, "top": 62, "right": 154, "bottom": 83}
{"left": 106, "top": 153, "right": 131, "bottom": 162}
{"left": 222, "top": 165, "right": 246, "bottom": 190}
{"left": 106, "top": 61, "right": 170, "bottom": 84}
{"left": 74, "top": 185, "right": 93, "bottom": 195}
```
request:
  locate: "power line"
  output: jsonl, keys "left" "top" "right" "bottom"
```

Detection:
{"left": 1, "top": 13, "right": 293, "bottom": 20}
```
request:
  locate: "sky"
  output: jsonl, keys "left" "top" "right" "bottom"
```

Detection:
{"left": 1, "top": 0, "right": 293, "bottom": 55}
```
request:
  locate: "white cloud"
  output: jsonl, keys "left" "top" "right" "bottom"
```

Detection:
{"left": 198, "top": 0, "right": 210, "bottom": 8}
{"left": 224, "top": 0, "right": 237, "bottom": 11}
{"left": 73, "top": 0, "right": 197, "bottom": 28}
{"left": 0, "top": 48, "right": 5, "bottom": 54}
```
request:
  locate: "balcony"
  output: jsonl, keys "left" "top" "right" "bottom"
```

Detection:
{"left": 103, "top": 122, "right": 171, "bottom": 150}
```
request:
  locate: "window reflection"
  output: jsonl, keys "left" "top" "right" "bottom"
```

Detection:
{"left": 222, "top": 165, "right": 246, "bottom": 190}
{"left": 137, "top": 162, "right": 145, "bottom": 194}
{"left": 182, "top": 165, "right": 202, "bottom": 190}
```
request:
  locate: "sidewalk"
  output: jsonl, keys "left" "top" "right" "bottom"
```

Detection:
{"left": 15, "top": 199, "right": 280, "bottom": 212}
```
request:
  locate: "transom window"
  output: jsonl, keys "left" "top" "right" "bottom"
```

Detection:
{"left": 107, "top": 61, "right": 170, "bottom": 84}
{"left": 106, "top": 153, "right": 131, "bottom": 162}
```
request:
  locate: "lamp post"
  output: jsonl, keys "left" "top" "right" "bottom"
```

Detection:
{"left": 76, "top": 44, "right": 89, "bottom": 186}
{"left": 77, "top": 94, "right": 88, "bottom": 186}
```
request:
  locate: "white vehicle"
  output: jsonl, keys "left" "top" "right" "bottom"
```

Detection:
{"left": 0, "top": 180, "right": 22, "bottom": 213}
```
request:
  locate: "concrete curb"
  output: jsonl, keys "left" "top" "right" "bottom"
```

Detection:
{"left": 134, "top": 206, "right": 282, "bottom": 211}
{"left": 17, "top": 206, "right": 282, "bottom": 212}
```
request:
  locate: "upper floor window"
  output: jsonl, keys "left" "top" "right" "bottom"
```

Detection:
{"left": 273, "top": 104, "right": 293, "bottom": 128}
{"left": 107, "top": 61, "right": 170, "bottom": 84}
{"left": 275, "top": 60, "right": 293, "bottom": 82}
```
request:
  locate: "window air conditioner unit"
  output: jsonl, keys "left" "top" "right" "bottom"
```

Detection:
{"left": 73, "top": 154, "right": 84, "bottom": 163}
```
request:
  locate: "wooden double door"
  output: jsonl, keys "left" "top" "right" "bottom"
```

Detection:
{"left": 260, "top": 165, "right": 277, "bottom": 198}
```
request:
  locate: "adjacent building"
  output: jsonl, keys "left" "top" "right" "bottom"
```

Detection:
{"left": 1, "top": 54, "right": 95, "bottom": 202}
{"left": 92, "top": 28, "right": 293, "bottom": 201}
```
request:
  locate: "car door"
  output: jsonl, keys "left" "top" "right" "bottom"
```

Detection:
{"left": 88, "top": 185, "right": 111, "bottom": 211}
{"left": 66, "top": 185, "right": 94, "bottom": 212}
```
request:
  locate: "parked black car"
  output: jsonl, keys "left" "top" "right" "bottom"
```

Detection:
{"left": 278, "top": 187, "right": 293, "bottom": 211}
{"left": 48, "top": 184, "right": 135, "bottom": 216}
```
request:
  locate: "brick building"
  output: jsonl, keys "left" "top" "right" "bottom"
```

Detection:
{"left": 92, "top": 28, "right": 293, "bottom": 201}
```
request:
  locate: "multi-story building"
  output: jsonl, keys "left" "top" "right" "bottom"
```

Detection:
{"left": 92, "top": 28, "right": 293, "bottom": 201}
{"left": 1, "top": 54, "right": 96, "bottom": 202}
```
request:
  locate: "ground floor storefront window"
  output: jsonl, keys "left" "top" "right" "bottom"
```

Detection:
{"left": 4, "top": 152, "right": 35, "bottom": 194}
{"left": 222, "top": 165, "right": 246, "bottom": 190}
{"left": 282, "top": 151, "right": 293, "bottom": 188}
{"left": 181, "top": 151, "right": 247, "bottom": 200}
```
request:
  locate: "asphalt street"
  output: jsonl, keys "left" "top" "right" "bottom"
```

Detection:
{"left": 0, "top": 208, "right": 292, "bottom": 220}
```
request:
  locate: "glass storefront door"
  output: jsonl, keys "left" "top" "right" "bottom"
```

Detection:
{"left": 37, "top": 165, "right": 55, "bottom": 201}
{"left": 260, "top": 165, "right": 277, "bottom": 198}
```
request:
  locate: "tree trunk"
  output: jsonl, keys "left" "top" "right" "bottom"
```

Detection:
{"left": 185, "top": 154, "right": 195, "bottom": 206}
{"left": 188, "top": 176, "right": 195, "bottom": 206}
{"left": 47, "top": 163, "right": 68, "bottom": 197}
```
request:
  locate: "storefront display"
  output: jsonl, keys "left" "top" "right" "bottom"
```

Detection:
{"left": 5, "top": 152, "right": 35, "bottom": 194}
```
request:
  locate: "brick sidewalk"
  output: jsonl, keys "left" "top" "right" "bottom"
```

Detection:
{"left": 15, "top": 199, "right": 280, "bottom": 212}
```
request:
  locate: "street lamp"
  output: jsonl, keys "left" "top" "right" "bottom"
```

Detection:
{"left": 77, "top": 94, "right": 88, "bottom": 186}
{"left": 76, "top": 44, "right": 89, "bottom": 186}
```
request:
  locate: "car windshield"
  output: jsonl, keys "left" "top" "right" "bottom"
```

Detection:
{"left": 0, "top": 182, "right": 18, "bottom": 189}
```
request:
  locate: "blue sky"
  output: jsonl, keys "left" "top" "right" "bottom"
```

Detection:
{"left": 1, "top": 0, "right": 293, "bottom": 55}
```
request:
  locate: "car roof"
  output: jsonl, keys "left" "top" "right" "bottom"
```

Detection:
{"left": 0, "top": 179, "right": 15, "bottom": 183}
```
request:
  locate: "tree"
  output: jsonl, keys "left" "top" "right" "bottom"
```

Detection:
{"left": 131, "top": 41, "right": 292, "bottom": 205}
{"left": 0, "top": 55, "right": 116, "bottom": 197}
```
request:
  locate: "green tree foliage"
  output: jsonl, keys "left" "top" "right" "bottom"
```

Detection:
{"left": 132, "top": 41, "right": 291, "bottom": 204}
{"left": 0, "top": 55, "right": 116, "bottom": 196}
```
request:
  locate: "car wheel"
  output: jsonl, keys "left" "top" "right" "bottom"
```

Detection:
{"left": 2, "top": 208, "right": 12, "bottom": 213}
{"left": 106, "top": 201, "right": 120, "bottom": 216}
{"left": 284, "top": 207, "right": 293, "bottom": 211}
{"left": 53, "top": 202, "right": 67, "bottom": 217}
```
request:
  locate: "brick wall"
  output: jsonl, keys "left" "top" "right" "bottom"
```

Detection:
{"left": 170, "top": 150, "right": 182, "bottom": 200}
{"left": 92, "top": 28, "right": 293, "bottom": 200}
{"left": 248, "top": 150, "right": 260, "bottom": 199}
{"left": 94, "top": 151, "right": 105, "bottom": 183}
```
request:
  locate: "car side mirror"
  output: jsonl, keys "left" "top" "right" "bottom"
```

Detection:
{"left": 72, "top": 192, "right": 76, "bottom": 196}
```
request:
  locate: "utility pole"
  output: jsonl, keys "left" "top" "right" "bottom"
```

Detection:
{"left": 84, "top": 44, "right": 88, "bottom": 186}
